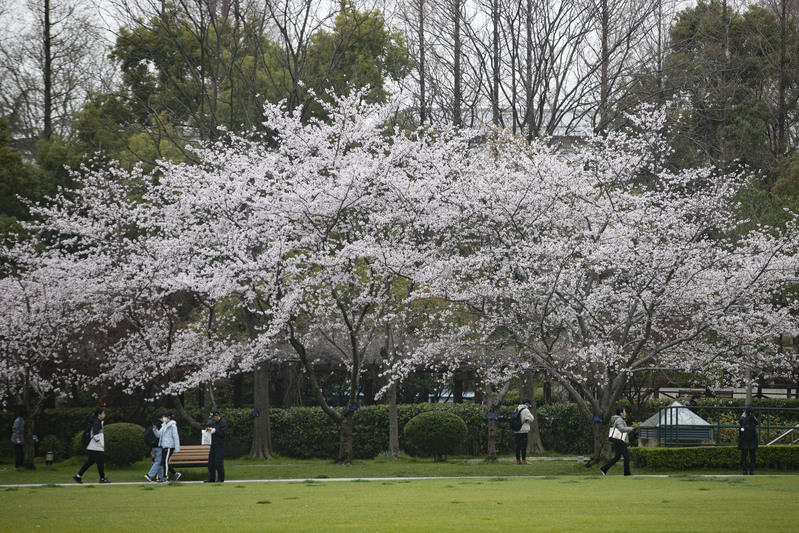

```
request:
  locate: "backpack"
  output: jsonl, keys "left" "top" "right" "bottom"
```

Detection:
{"left": 81, "top": 422, "right": 93, "bottom": 447}
{"left": 510, "top": 408, "right": 524, "bottom": 431}
{"left": 143, "top": 426, "right": 159, "bottom": 448}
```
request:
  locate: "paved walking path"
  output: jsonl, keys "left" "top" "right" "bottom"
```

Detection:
{"left": 2, "top": 473, "right": 792, "bottom": 488}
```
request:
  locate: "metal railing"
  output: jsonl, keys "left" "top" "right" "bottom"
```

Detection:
{"left": 653, "top": 405, "right": 799, "bottom": 447}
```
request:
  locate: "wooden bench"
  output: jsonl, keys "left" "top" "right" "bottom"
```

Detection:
{"left": 168, "top": 445, "right": 209, "bottom": 467}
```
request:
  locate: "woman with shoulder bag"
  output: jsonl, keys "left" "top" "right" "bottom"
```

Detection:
{"left": 600, "top": 407, "right": 636, "bottom": 476}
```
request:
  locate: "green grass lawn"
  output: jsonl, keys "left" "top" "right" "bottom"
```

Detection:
{"left": 1, "top": 457, "right": 798, "bottom": 532}
{"left": 2, "top": 475, "right": 798, "bottom": 532}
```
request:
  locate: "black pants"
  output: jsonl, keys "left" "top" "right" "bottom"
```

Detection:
{"left": 208, "top": 444, "right": 225, "bottom": 481}
{"left": 161, "top": 448, "right": 178, "bottom": 477}
{"left": 515, "top": 433, "right": 529, "bottom": 461}
{"left": 740, "top": 448, "right": 756, "bottom": 472}
{"left": 78, "top": 450, "right": 105, "bottom": 479}
{"left": 602, "top": 439, "right": 631, "bottom": 475}
{"left": 14, "top": 444, "right": 24, "bottom": 468}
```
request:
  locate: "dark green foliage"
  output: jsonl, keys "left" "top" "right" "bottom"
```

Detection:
{"left": 3, "top": 398, "right": 798, "bottom": 462}
{"left": 403, "top": 411, "right": 468, "bottom": 461}
{"left": 535, "top": 403, "right": 594, "bottom": 454}
{"left": 102, "top": 423, "right": 150, "bottom": 467}
{"left": 631, "top": 445, "right": 799, "bottom": 470}
{"left": 38, "top": 435, "right": 65, "bottom": 461}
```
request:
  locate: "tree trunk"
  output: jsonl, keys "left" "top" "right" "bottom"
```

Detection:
{"left": 338, "top": 410, "right": 354, "bottom": 463}
{"left": 586, "top": 422, "right": 613, "bottom": 468}
{"left": 42, "top": 0, "right": 52, "bottom": 140}
{"left": 484, "top": 379, "right": 512, "bottom": 462}
{"left": 250, "top": 361, "right": 273, "bottom": 459}
{"left": 23, "top": 416, "right": 36, "bottom": 470}
{"left": 388, "top": 382, "right": 399, "bottom": 458}
{"left": 486, "top": 417, "right": 498, "bottom": 461}
{"left": 520, "top": 372, "right": 544, "bottom": 455}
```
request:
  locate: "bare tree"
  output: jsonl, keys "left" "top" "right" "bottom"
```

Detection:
{"left": 0, "top": 0, "right": 111, "bottom": 150}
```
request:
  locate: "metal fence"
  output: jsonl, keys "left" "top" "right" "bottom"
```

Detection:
{"left": 654, "top": 405, "right": 799, "bottom": 448}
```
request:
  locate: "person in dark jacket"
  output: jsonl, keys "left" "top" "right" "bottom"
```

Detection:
{"left": 738, "top": 406, "right": 759, "bottom": 475}
{"left": 11, "top": 409, "right": 24, "bottom": 469}
{"left": 204, "top": 410, "right": 228, "bottom": 483}
{"left": 73, "top": 407, "right": 111, "bottom": 484}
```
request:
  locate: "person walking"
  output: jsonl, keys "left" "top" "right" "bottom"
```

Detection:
{"left": 204, "top": 410, "right": 228, "bottom": 483}
{"left": 600, "top": 407, "right": 635, "bottom": 476}
{"left": 144, "top": 415, "right": 163, "bottom": 482}
{"left": 11, "top": 409, "right": 24, "bottom": 469}
{"left": 739, "top": 406, "right": 759, "bottom": 475}
{"left": 73, "top": 407, "right": 111, "bottom": 484}
{"left": 514, "top": 398, "right": 535, "bottom": 465}
{"left": 155, "top": 411, "right": 181, "bottom": 482}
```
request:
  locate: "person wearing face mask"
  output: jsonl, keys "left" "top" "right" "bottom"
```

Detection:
{"left": 154, "top": 411, "right": 181, "bottom": 482}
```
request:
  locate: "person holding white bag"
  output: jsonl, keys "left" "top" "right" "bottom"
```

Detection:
{"left": 73, "top": 407, "right": 111, "bottom": 484}
{"left": 600, "top": 406, "right": 636, "bottom": 476}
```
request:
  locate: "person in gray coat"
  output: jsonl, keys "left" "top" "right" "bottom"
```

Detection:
{"left": 11, "top": 409, "right": 24, "bottom": 469}
{"left": 600, "top": 407, "right": 636, "bottom": 476}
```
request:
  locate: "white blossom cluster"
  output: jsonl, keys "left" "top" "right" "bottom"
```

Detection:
{"left": 2, "top": 91, "right": 798, "bottom": 420}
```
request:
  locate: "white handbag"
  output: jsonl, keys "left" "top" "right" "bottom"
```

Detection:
{"left": 608, "top": 427, "right": 624, "bottom": 440}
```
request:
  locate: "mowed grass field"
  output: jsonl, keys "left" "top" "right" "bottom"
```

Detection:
{"left": 1, "top": 474, "right": 798, "bottom": 532}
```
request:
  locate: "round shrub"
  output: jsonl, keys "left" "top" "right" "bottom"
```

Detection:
{"left": 72, "top": 423, "right": 149, "bottom": 467}
{"left": 39, "top": 434, "right": 65, "bottom": 461}
{"left": 403, "top": 410, "right": 468, "bottom": 461}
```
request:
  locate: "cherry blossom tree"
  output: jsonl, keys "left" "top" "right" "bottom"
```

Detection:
{"left": 418, "top": 108, "right": 799, "bottom": 463}
{"left": 10, "top": 88, "right": 798, "bottom": 466}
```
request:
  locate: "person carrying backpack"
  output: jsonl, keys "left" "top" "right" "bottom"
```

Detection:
{"left": 513, "top": 398, "right": 535, "bottom": 465}
{"left": 73, "top": 407, "right": 111, "bottom": 484}
{"left": 143, "top": 414, "right": 163, "bottom": 482}
{"left": 738, "top": 406, "right": 759, "bottom": 475}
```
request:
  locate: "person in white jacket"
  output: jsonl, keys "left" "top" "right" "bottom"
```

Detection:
{"left": 154, "top": 411, "right": 181, "bottom": 482}
{"left": 514, "top": 399, "right": 535, "bottom": 465}
{"left": 73, "top": 407, "right": 111, "bottom": 483}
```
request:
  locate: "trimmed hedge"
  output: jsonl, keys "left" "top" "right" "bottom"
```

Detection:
{"left": 404, "top": 410, "right": 468, "bottom": 460}
{"left": 3, "top": 398, "right": 799, "bottom": 462}
{"left": 631, "top": 445, "right": 799, "bottom": 470}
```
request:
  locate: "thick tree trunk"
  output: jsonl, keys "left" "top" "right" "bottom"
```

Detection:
{"left": 250, "top": 361, "right": 273, "bottom": 459}
{"left": 587, "top": 422, "right": 613, "bottom": 467}
{"left": 486, "top": 418, "right": 499, "bottom": 462}
{"left": 520, "top": 372, "right": 544, "bottom": 455}
{"left": 388, "top": 382, "right": 399, "bottom": 458}
{"left": 23, "top": 417, "right": 36, "bottom": 470}
{"left": 338, "top": 410, "right": 354, "bottom": 463}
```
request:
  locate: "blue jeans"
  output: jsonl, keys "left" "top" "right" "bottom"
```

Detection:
{"left": 147, "top": 447, "right": 163, "bottom": 479}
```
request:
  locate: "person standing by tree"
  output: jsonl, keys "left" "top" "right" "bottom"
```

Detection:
{"left": 600, "top": 407, "right": 635, "bottom": 476}
{"left": 739, "top": 406, "right": 759, "bottom": 475}
{"left": 514, "top": 398, "right": 535, "bottom": 465}
{"left": 204, "top": 410, "right": 227, "bottom": 483}
{"left": 73, "top": 407, "right": 111, "bottom": 483}
{"left": 11, "top": 409, "right": 24, "bottom": 469}
{"left": 155, "top": 412, "right": 181, "bottom": 482}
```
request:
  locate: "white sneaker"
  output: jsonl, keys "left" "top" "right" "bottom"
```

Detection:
{"left": 144, "top": 474, "right": 154, "bottom": 482}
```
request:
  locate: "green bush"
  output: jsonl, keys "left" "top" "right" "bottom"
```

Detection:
{"left": 403, "top": 410, "right": 468, "bottom": 461}
{"left": 71, "top": 423, "right": 149, "bottom": 467}
{"left": 39, "top": 435, "right": 65, "bottom": 461}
